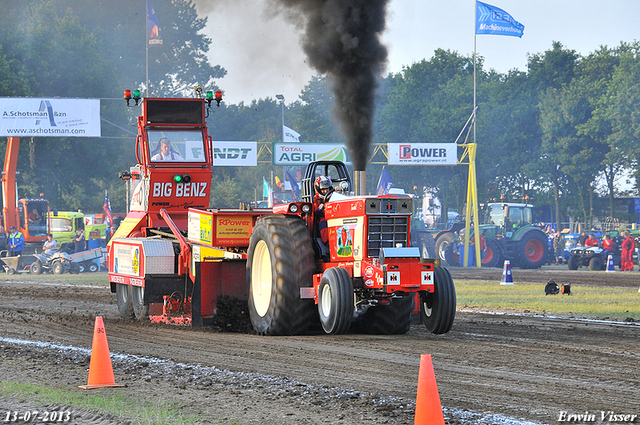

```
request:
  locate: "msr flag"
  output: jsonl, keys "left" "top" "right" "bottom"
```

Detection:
{"left": 147, "top": 0, "right": 163, "bottom": 45}
{"left": 476, "top": 1, "right": 524, "bottom": 38}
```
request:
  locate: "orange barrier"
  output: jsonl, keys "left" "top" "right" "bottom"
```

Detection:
{"left": 79, "top": 316, "right": 123, "bottom": 390}
{"left": 414, "top": 354, "right": 445, "bottom": 425}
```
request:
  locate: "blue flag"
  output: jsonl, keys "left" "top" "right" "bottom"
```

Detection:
{"left": 147, "top": 0, "right": 163, "bottom": 45}
{"left": 376, "top": 167, "right": 394, "bottom": 195}
{"left": 285, "top": 169, "right": 300, "bottom": 202}
{"left": 103, "top": 190, "right": 113, "bottom": 238}
{"left": 476, "top": 1, "right": 524, "bottom": 38}
{"left": 262, "top": 178, "right": 270, "bottom": 198}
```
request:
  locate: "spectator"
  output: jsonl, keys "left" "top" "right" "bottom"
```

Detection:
{"left": 73, "top": 230, "right": 86, "bottom": 253}
{"left": 585, "top": 233, "right": 599, "bottom": 247}
{"left": 0, "top": 226, "right": 6, "bottom": 252}
{"left": 553, "top": 231, "right": 565, "bottom": 264}
{"left": 8, "top": 226, "right": 25, "bottom": 256}
{"left": 577, "top": 230, "right": 587, "bottom": 247}
{"left": 43, "top": 234, "right": 57, "bottom": 256}
{"left": 620, "top": 231, "right": 635, "bottom": 271}
{"left": 602, "top": 234, "right": 614, "bottom": 260}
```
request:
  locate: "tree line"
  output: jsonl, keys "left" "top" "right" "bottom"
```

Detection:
{"left": 1, "top": 1, "right": 639, "bottom": 229}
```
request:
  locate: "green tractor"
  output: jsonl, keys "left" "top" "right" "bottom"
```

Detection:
{"left": 439, "top": 203, "right": 549, "bottom": 269}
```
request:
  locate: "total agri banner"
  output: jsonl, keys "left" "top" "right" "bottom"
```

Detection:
{"left": 0, "top": 98, "right": 101, "bottom": 137}
{"left": 388, "top": 143, "right": 457, "bottom": 165}
{"left": 273, "top": 142, "right": 350, "bottom": 166}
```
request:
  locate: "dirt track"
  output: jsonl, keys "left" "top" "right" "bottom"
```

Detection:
{"left": 1, "top": 269, "right": 639, "bottom": 424}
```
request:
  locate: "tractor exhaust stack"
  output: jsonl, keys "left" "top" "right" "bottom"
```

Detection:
{"left": 354, "top": 170, "right": 366, "bottom": 196}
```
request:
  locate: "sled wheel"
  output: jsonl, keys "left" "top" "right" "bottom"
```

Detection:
{"left": 78, "top": 263, "right": 85, "bottom": 273}
{"left": 69, "top": 263, "right": 80, "bottom": 274}
{"left": 247, "top": 215, "right": 315, "bottom": 335}
{"left": 52, "top": 261, "right": 64, "bottom": 275}
{"left": 317, "top": 267, "right": 353, "bottom": 334}
{"left": 88, "top": 262, "right": 99, "bottom": 272}
{"left": 420, "top": 266, "right": 456, "bottom": 334}
{"left": 30, "top": 261, "right": 43, "bottom": 275}
{"left": 117, "top": 284, "right": 135, "bottom": 319}
{"left": 131, "top": 285, "right": 149, "bottom": 320}
{"left": 7, "top": 267, "right": 16, "bottom": 275}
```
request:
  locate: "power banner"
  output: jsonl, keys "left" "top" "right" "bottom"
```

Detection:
{"left": 0, "top": 98, "right": 101, "bottom": 137}
{"left": 387, "top": 143, "right": 457, "bottom": 165}
{"left": 212, "top": 141, "right": 257, "bottom": 166}
{"left": 273, "top": 143, "right": 350, "bottom": 166}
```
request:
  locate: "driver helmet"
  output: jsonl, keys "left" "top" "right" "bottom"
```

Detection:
{"left": 314, "top": 176, "right": 333, "bottom": 200}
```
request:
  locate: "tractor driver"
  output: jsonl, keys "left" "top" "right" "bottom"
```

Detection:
{"left": 151, "top": 138, "right": 184, "bottom": 162}
{"left": 313, "top": 176, "right": 334, "bottom": 247}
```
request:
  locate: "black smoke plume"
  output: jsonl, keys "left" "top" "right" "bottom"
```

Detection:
{"left": 273, "top": 0, "right": 389, "bottom": 171}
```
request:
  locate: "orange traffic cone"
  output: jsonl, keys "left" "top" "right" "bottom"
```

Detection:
{"left": 414, "top": 354, "right": 445, "bottom": 425}
{"left": 79, "top": 316, "right": 123, "bottom": 390}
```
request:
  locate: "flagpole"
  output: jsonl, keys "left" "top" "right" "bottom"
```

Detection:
{"left": 145, "top": 0, "right": 149, "bottom": 97}
{"left": 473, "top": 0, "right": 477, "bottom": 145}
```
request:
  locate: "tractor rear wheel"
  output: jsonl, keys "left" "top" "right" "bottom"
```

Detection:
{"left": 247, "top": 215, "right": 315, "bottom": 335}
{"left": 517, "top": 231, "right": 548, "bottom": 269}
{"left": 413, "top": 232, "right": 437, "bottom": 259}
{"left": 30, "top": 260, "right": 43, "bottom": 275}
{"left": 116, "top": 284, "right": 135, "bottom": 319}
{"left": 481, "top": 238, "right": 503, "bottom": 268}
{"left": 317, "top": 267, "right": 354, "bottom": 334}
{"left": 420, "top": 266, "right": 456, "bottom": 334}
{"left": 352, "top": 295, "right": 414, "bottom": 335}
{"left": 131, "top": 285, "right": 149, "bottom": 320}
{"left": 435, "top": 232, "right": 457, "bottom": 266}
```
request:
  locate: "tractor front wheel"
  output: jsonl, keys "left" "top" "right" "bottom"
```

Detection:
{"left": 247, "top": 215, "right": 315, "bottom": 335}
{"left": 317, "top": 267, "right": 354, "bottom": 334}
{"left": 481, "top": 238, "right": 503, "bottom": 268}
{"left": 420, "top": 266, "right": 456, "bottom": 334}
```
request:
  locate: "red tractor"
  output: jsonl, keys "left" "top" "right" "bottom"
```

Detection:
{"left": 108, "top": 94, "right": 456, "bottom": 336}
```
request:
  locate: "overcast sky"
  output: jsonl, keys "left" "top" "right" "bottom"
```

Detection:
{"left": 194, "top": 1, "right": 640, "bottom": 105}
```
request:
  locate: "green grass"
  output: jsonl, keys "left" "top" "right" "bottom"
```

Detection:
{"left": 0, "top": 271, "right": 108, "bottom": 286}
{"left": 456, "top": 280, "right": 640, "bottom": 320}
{"left": 0, "top": 382, "right": 202, "bottom": 425}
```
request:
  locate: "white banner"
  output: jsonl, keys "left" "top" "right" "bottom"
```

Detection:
{"left": 212, "top": 141, "right": 257, "bottom": 166}
{"left": 388, "top": 143, "right": 457, "bottom": 165}
{"left": 273, "top": 143, "right": 350, "bottom": 166}
{"left": 0, "top": 98, "right": 101, "bottom": 137}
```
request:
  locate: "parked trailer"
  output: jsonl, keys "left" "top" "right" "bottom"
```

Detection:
{"left": 108, "top": 93, "right": 456, "bottom": 335}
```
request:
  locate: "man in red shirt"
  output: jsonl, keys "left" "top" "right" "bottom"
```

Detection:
{"left": 584, "top": 233, "right": 599, "bottom": 247}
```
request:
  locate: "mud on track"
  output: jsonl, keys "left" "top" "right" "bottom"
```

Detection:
{"left": 0, "top": 269, "right": 639, "bottom": 424}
